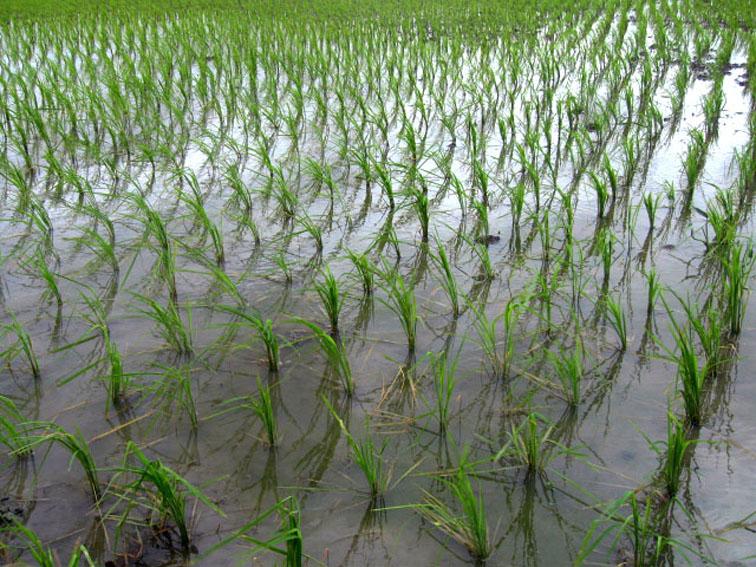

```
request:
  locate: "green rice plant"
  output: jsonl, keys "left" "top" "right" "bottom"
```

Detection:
{"left": 0, "top": 521, "right": 56, "bottom": 567}
{"left": 296, "top": 214, "right": 323, "bottom": 254}
{"left": 510, "top": 182, "right": 526, "bottom": 227}
{"left": 201, "top": 496, "right": 302, "bottom": 566}
{"left": 646, "top": 269, "right": 661, "bottom": 318}
{"left": 346, "top": 249, "right": 374, "bottom": 296}
{"left": 314, "top": 267, "right": 344, "bottom": 335}
{"left": 547, "top": 339, "right": 583, "bottom": 406}
{"left": 682, "top": 128, "right": 707, "bottom": 195}
{"left": 721, "top": 241, "right": 754, "bottom": 336}
{"left": 429, "top": 351, "right": 458, "bottom": 432}
{"left": 379, "top": 267, "right": 418, "bottom": 353}
{"left": 578, "top": 491, "right": 671, "bottom": 567}
{"left": 430, "top": 238, "right": 461, "bottom": 318}
{"left": 143, "top": 364, "right": 197, "bottom": 429}
{"left": 324, "top": 397, "right": 387, "bottom": 497}
{"left": 295, "top": 319, "right": 353, "bottom": 396}
{"left": 26, "top": 425, "right": 101, "bottom": 502}
{"left": 415, "top": 451, "right": 490, "bottom": 561}
{"left": 589, "top": 171, "right": 609, "bottom": 219}
{"left": 133, "top": 293, "right": 193, "bottom": 356}
{"left": 666, "top": 313, "right": 707, "bottom": 427}
{"left": 181, "top": 171, "right": 225, "bottom": 266}
{"left": 123, "top": 441, "right": 224, "bottom": 554}
{"left": 271, "top": 166, "right": 298, "bottom": 219}
{"left": 218, "top": 305, "right": 280, "bottom": 372}
{"left": 471, "top": 300, "right": 519, "bottom": 378}
{"left": 251, "top": 376, "right": 277, "bottom": 445}
{"left": 659, "top": 412, "right": 693, "bottom": 496}
{"left": 373, "top": 160, "right": 396, "bottom": 210}
{"left": 274, "top": 251, "right": 293, "bottom": 285}
{"left": 0, "top": 395, "right": 33, "bottom": 456}
{"left": 705, "top": 187, "right": 737, "bottom": 253}
{"left": 31, "top": 248, "right": 62, "bottom": 308}
{"left": 605, "top": 295, "right": 628, "bottom": 351}
{"left": 1, "top": 318, "right": 40, "bottom": 379}
{"left": 407, "top": 185, "right": 430, "bottom": 243}
{"left": 501, "top": 412, "right": 556, "bottom": 474}
{"left": 642, "top": 192, "right": 661, "bottom": 231}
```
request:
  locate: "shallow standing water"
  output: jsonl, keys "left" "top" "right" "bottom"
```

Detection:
{"left": 0, "top": 4, "right": 755, "bottom": 565}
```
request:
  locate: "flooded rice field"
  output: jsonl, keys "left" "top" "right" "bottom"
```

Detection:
{"left": 0, "top": 1, "right": 754, "bottom": 565}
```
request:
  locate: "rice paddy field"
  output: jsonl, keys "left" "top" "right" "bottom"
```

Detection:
{"left": 0, "top": 0, "right": 755, "bottom": 564}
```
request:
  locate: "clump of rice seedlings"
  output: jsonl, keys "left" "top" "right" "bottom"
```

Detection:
{"left": 130, "top": 193, "right": 179, "bottom": 306}
{"left": 27, "top": 425, "right": 101, "bottom": 502}
{"left": 30, "top": 248, "right": 62, "bottom": 309}
{"left": 428, "top": 351, "right": 458, "bottom": 433}
{"left": 218, "top": 306, "right": 280, "bottom": 372}
{"left": 407, "top": 185, "right": 430, "bottom": 243}
{"left": 296, "top": 214, "right": 323, "bottom": 255}
{"left": 181, "top": 171, "right": 225, "bottom": 266}
{"left": 642, "top": 192, "right": 661, "bottom": 232}
{"left": 144, "top": 364, "right": 197, "bottom": 429}
{"left": 416, "top": 451, "right": 490, "bottom": 561}
{"left": 500, "top": 412, "right": 556, "bottom": 475}
{"left": 0, "top": 395, "right": 33, "bottom": 456}
{"left": 682, "top": 128, "right": 707, "bottom": 196}
{"left": 379, "top": 267, "right": 418, "bottom": 353}
{"left": 1, "top": 318, "right": 40, "bottom": 379}
{"left": 324, "top": 397, "right": 387, "bottom": 498}
{"left": 721, "top": 241, "right": 754, "bottom": 336}
{"left": 547, "top": 339, "right": 583, "bottom": 406}
{"left": 705, "top": 187, "right": 737, "bottom": 253}
{"left": 666, "top": 313, "right": 707, "bottom": 427}
{"left": 133, "top": 293, "right": 193, "bottom": 356}
{"left": 605, "top": 295, "right": 628, "bottom": 351}
{"left": 274, "top": 251, "right": 293, "bottom": 285}
{"left": 471, "top": 299, "right": 519, "bottom": 378}
{"left": 295, "top": 319, "right": 353, "bottom": 396}
{"left": 659, "top": 412, "right": 693, "bottom": 496}
{"left": 373, "top": 160, "right": 396, "bottom": 210}
{"left": 251, "top": 376, "right": 277, "bottom": 446}
{"left": 430, "top": 239, "right": 461, "bottom": 318}
{"left": 578, "top": 491, "right": 671, "bottom": 567}
{"left": 646, "top": 269, "right": 661, "bottom": 318}
{"left": 589, "top": 171, "right": 610, "bottom": 219}
{"left": 271, "top": 166, "right": 298, "bottom": 219}
{"left": 122, "top": 442, "right": 224, "bottom": 554}
{"left": 0, "top": 521, "right": 57, "bottom": 567}
{"left": 346, "top": 249, "right": 374, "bottom": 296}
{"left": 314, "top": 267, "right": 344, "bottom": 336}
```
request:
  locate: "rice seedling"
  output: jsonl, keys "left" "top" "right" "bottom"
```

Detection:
{"left": 314, "top": 267, "right": 344, "bottom": 336}
{"left": 1, "top": 318, "right": 40, "bottom": 379}
{"left": 578, "top": 491, "right": 672, "bottom": 567}
{"left": 605, "top": 295, "right": 628, "bottom": 351}
{"left": 324, "top": 397, "right": 387, "bottom": 498}
{"left": 251, "top": 376, "right": 277, "bottom": 445}
{"left": 471, "top": 299, "right": 519, "bottom": 378}
{"left": 498, "top": 412, "right": 556, "bottom": 475}
{"left": 659, "top": 412, "right": 693, "bottom": 497}
{"left": 379, "top": 266, "right": 418, "bottom": 353}
{"left": 682, "top": 128, "right": 707, "bottom": 196}
{"left": 428, "top": 351, "right": 458, "bottom": 432}
{"left": 122, "top": 441, "right": 224, "bottom": 554}
{"left": 721, "top": 241, "right": 754, "bottom": 336}
{"left": 218, "top": 305, "right": 280, "bottom": 372}
{"left": 25, "top": 425, "right": 101, "bottom": 502}
{"left": 133, "top": 293, "right": 193, "bottom": 356}
{"left": 430, "top": 238, "right": 461, "bottom": 318}
{"left": 414, "top": 451, "right": 490, "bottom": 561}
{"left": 295, "top": 318, "right": 353, "bottom": 396}
{"left": 346, "top": 249, "right": 374, "bottom": 296}
{"left": 665, "top": 311, "right": 707, "bottom": 427}
{"left": 547, "top": 339, "right": 583, "bottom": 406}
{"left": 0, "top": 395, "right": 33, "bottom": 456}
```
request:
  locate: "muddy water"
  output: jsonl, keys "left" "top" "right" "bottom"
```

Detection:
{"left": 1, "top": 15, "right": 755, "bottom": 567}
